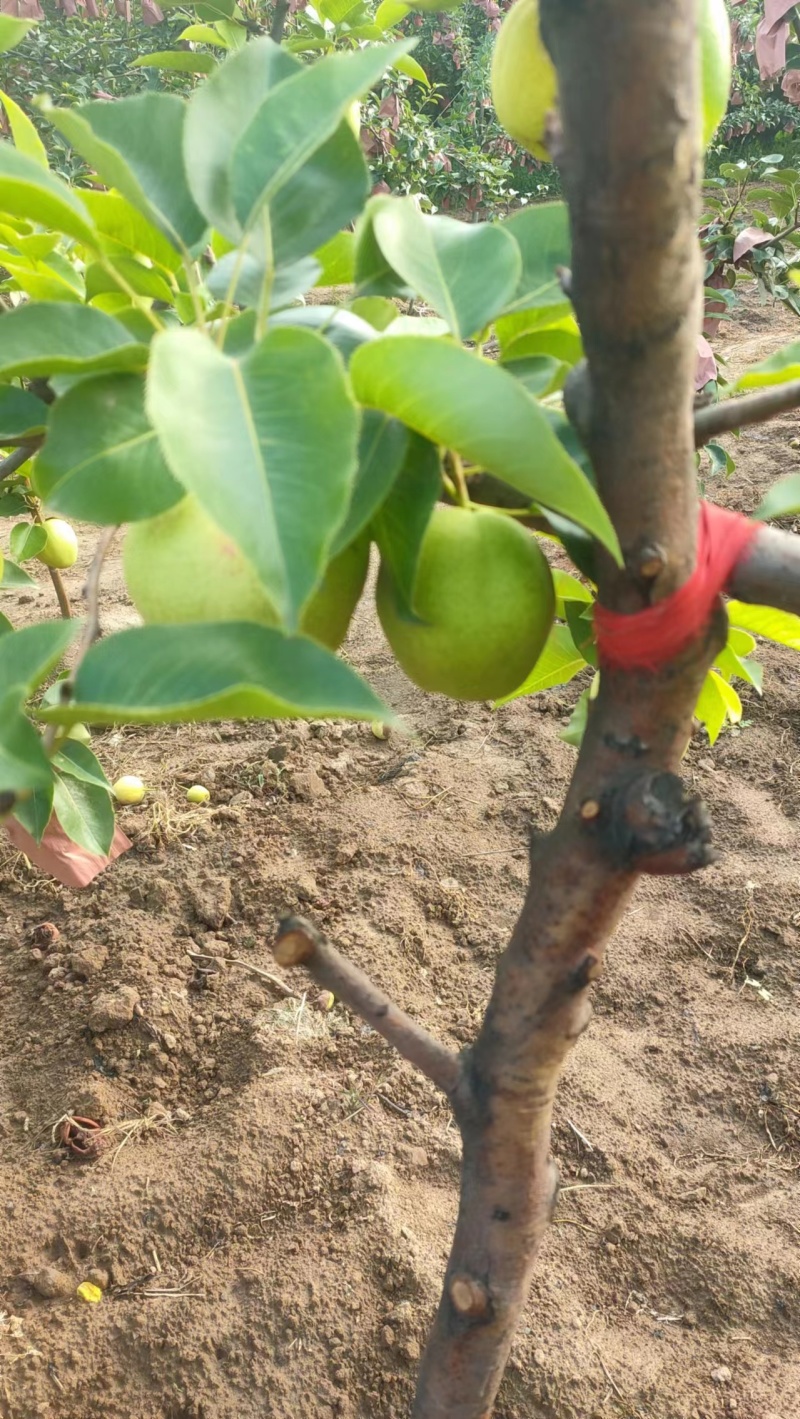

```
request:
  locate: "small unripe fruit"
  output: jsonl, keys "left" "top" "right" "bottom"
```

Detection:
{"left": 67, "top": 723, "right": 92, "bottom": 745}
{"left": 37, "top": 518, "right": 78, "bottom": 570}
{"left": 186, "top": 784, "right": 211, "bottom": 805}
{"left": 113, "top": 775, "right": 146, "bottom": 805}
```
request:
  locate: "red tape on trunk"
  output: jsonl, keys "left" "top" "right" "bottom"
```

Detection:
{"left": 594, "top": 502, "right": 759, "bottom": 672}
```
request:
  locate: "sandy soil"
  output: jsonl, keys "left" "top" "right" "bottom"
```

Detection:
{"left": 1, "top": 287, "right": 799, "bottom": 1419}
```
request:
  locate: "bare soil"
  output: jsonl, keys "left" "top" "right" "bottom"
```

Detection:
{"left": 1, "top": 287, "right": 799, "bottom": 1419}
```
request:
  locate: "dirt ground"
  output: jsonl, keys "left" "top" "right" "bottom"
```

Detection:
{"left": 1, "top": 286, "right": 800, "bottom": 1419}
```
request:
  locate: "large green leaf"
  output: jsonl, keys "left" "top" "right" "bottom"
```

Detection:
{"left": 0, "top": 385, "right": 47, "bottom": 442}
{"left": 736, "top": 341, "right": 800, "bottom": 388}
{"left": 13, "top": 781, "right": 54, "bottom": 844}
{"left": 371, "top": 198, "right": 521, "bottom": 342}
{"left": 0, "top": 88, "right": 48, "bottom": 169}
{"left": 332, "top": 411, "right": 408, "bottom": 555}
{"left": 50, "top": 740, "right": 114, "bottom": 854}
{"left": 372, "top": 431, "right": 441, "bottom": 614}
{"left": 0, "top": 303, "right": 147, "bottom": 380}
{"left": 495, "top": 623, "right": 586, "bottom": 706}
{"left": 39, "top": 624, "right": 390, "bottom": 725}
{"left": 350, "top": 337, "right": 620, "bottom": 558}
{"left": 80, "top": 190, "right": 183, "bottom": 274}
{"left": 755, "top": 473, "right": 800, "bottom": 521}
{"left": 0, "top": 619, "right": 78, "bottom": 696}
{"left": 315, "top": 230, "right": 356, "bottom": 286}
{"left": 231, "top": 41, "right": 411, "bottom": 230}
{"left": 0, "top": 15, "right": 38, "bottom": 52}
{"left": 727, "top": 600, "right": 800, "bottom": 650}
{"left": 0, "top": 559, "right": 36, "bottom": 590}
{"left": 184, "top": 36, "right": 299, "bottom": 240}
{"left": 146, "top": 326, "right": 359, "bottom": 628}
{"left": 0, "top": 146, "right": 95, "bottom": 244}
{"left": 0, "top": 688, "right": 53, "bottom": 796}
{"left": 9, "top": 522, "right": 46, "bottom": 562}
{"left": 354, "top": 199, "right": 412, "bottom": 299}
{"left": 270, "top": 304, "right": 377, "bottom": 365}
{"left": 34, "top": 373, "right": 182, "bottom": 524}
{"left": 44, "top": 94, "right": 207, "bottom": 251}
{"left": 270, "top": 123, "right": 369, "bottom": 267}
{"left": 85, "top": 257, "right": 175, "bottom": 306}
{"left": 499, "top": 202, "right": 572, "bottom": 316}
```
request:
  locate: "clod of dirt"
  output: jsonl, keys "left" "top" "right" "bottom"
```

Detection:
{"left": 289, "top": 768, "right": 329, "bottom": 801}
{"left": 87, "top": 986, "right": 140, "bottom": 1032}
{"left": 29, "top": 922, "right": 60, "bottom": 947}
{"left": 86, "top": 1267, "right": 110, "bottom": 1291}
{"left": 27, "top": 1267, "right": 73, "bottom": 1300}
{"left": 68, "top": 943, "right": 109, "bottom": 979}
{"left": 712, "top": 1366, "right": 733, "bottom": 1385}
{"left": 187, "top": 873, "right": 232, "bottom": 930}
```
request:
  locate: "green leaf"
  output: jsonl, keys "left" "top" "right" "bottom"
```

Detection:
{"left": 0, "top": 146, "right": 94, "bottom": 244}
{"left": 371, "top": 431, "right": 440, "bottom": 614}
{"left": 553, "top": 568, "right": 593, "bottom": 618}
{"left": 270, "top": 123, "right": 369, "bottom": 267}
{"left": 736, "top": 340, "right": 800, "bottom": 388}
{"left": 207, "top": 247, "right": 319, "bottom": 310}
{"left": 501, "top": 353, "right": 564, "bottom": 399}
{"left": 315, "top": 230, "right": 355, "bottom": 286}
{"left": 695, "top": 669, "right": 742, "bottom": 745}
{"left": 85, "top": 257, "right": 175, "bottom": 306}
{"left": 350, "top": 337, "right": 621, "bottom": 559}
{"left": 9, "top": 522, "right": 46, "bottom": 563}
{"left": 182, "top": 0, "right": 238, "bottom": 19}
{"left": 0, "top": 619, "right": 78, "bottom": 696}
{"left": 502, "top": 324, "right": 583, "bottom": 368}
{"left": 270, "top": 304, "right": 377, "bottom": 365}
{"left": 498, "top": 202, "right": 572, "bottom": 315}
{"left": 371, "top": 198, "right": 521, "bottom": 341}
{"left": 561, "top": 685, "right": 592, "bottom": 747}
{"left": 80, "top": 190, "right": 182, "bottom": 274}
{"left": 705, "top": 441, "right": 735, "bottom": 478}
{"left": 53, "top": 739, "right": 111, "bottom": 792}
{"left": 0, "top": 303, "right": 146, "bottom": 381}
{"left": 41, "top": 624, "right": 390, "bottom": 726}
{"left": 565, "top": 600, "right": 596, "bottom": 667}
{"left": 184, "top": 38, "right": 299, "bottom": 240}
{"left": 0, "top": 688, "right": 53, "bottom": 796}
{"left": 714, "top": 643, "right": 763, "bottom": 694}
{"left": 231, "top": 41, "right": 412, "bottom": 230}
{"left": 34, "top": 373, "right": 182, "bottom": 524}
{"left": 392, "top": 54, "right": 429, "bottom": 86}
{"left": 0, "top": 385, "right": 46, "bottom": 442}
{"left": 755, "top": 473, "right": 800, "bottom": 521}
{"left": 332, "top": 411, "right": 408, "bottom": 555}
{"left": 347, "top": 295, "right": 398, "bottom": 330}
{"left": 375, "top": 0, "right": 408, "bottom": 26}
{"left": 354, "top": 200, "right": 412, "bottom": 299}
{"left": 0, "top": 559, "right": 36, "bottom": 590}
{"left": 726, "top": 600, "right": 800, "bottom": 650}
{"left": 495, "top": 623, "right": 586, "bottom": 705}
{"left": 0, "top": 88, "right": 48, "bottom": 169}
{"left": 0, "top": 611, "right": 12, "bottom": 634}
{"left": 52, "top": 766, "right": 114, "bottom": 856}
{"left": 178, "top": 22, "right": 228, "bottom": 44}
{"left": 146, "top": 326, "right": 359, "bottom": 628}
{"left": 0, "top": 15, "right": 38, "bottom": 52}
{"left": 132, "top": 50, "right": 217, "bottom": 73}
{"left": 44, "top": 94, "right": 207, "bottom": 251}
{"left": 319, "top": 0, "right": 362, "bottom": 20}
{"left": 13, "top": 781, "right": 53, "bottom": 843}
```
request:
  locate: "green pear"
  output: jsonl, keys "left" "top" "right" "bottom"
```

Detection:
{"left": 376, "top": 503, "right": 555, "bottom": 701}
{"left": 123, "top": 496, "right": 368, "bottom": 652}
{"left": 37, "top": 518, "right": 78, "bottom": 570}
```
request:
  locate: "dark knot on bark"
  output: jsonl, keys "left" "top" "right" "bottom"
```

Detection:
{"left": 584, "top": 770, "right": 716, "bottom": 875}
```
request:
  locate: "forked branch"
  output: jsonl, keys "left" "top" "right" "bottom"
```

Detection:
{"left": 695, "top": 379, "right": 800, "bottom": 445}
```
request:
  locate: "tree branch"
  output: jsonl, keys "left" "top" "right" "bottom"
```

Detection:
{"left": 273, "top": 916, "right": 462, "bottom": 1097}
{"left": 269, "top": 0, "right": 291, "bottom": 43}
{"left": 412, "top": 5, "right": 713, "bottom": 1415}
{"left": 728, "top": 523, "right": 800, "bottom": 614}
{"left": 47, "top": 568, "right": 72, "bottom": 621}
{"left": 695, "top": 380, "right": 800, "bottom": 446}
{"left": 0, "top": 444, "right": 37, "bottom": 482}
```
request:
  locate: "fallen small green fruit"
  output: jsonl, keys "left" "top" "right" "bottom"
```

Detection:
{"left": 113, "top": 775, "right": 146, "bottom": 805}
{"left": 186, "top": 784, "right": 211, "bottom": 805}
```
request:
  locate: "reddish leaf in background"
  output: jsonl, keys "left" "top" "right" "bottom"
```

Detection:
{"left": 755, "top": 0, "right": 797, "bottom": 80}
{"left": 141, "top": 0, "right": 163, "bottom": 25}
{"left": 0, "top": 0, "right": 44, "bottom": 14}
{"left": 733, "top": 225, "right": 775, "bottom": 262}
{"left": 783, "top": 67, "right": 800, "bottom": 104}
{"left": 696, "top": 335, "right": 717, "bottom": 391}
